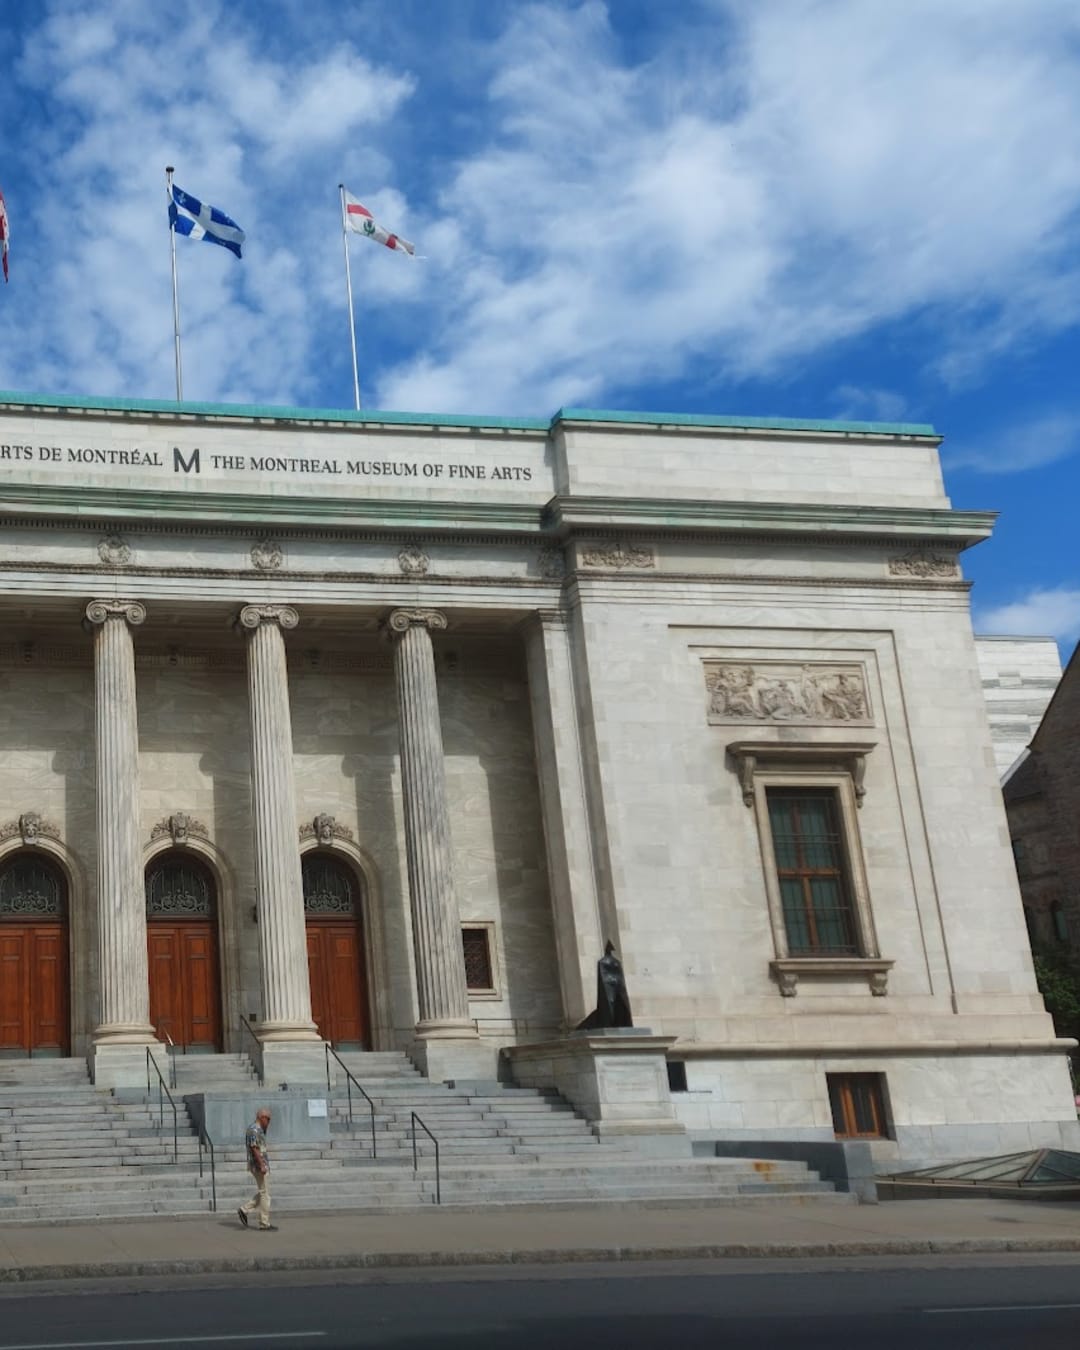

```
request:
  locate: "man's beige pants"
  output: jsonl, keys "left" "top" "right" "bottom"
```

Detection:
{"left": 240, "top": 1169, "right": 271, "bottom": 1228}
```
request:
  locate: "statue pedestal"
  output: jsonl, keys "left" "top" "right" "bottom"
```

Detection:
{"left": 504, "top": 1030, "right": 689, "bottom": 1157}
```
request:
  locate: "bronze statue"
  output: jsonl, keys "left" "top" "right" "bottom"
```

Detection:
{"left": 576, "top": 940, "right": 633, "bottom": 1030}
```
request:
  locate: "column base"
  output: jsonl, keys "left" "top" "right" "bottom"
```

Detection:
{"left": 411, "top": 1033, "right": 499, "bottom": 1085}
{"left": 91, "top": 1036, "right": 159, "bottom": 1090}
{"left": 257, "top": 1019, "right": 322, "bottom": 1043}
{"left": 414, "top": 1018, "right": 479, "bottom": 1040}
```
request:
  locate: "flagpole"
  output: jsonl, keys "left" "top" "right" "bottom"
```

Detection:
{"left": 166, "top": 166, "right": 184, "bottom": 402}
{"left": 339, "top": 184, "right": 361, "bottom": 410}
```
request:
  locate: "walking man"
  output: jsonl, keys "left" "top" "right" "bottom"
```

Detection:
{"left": 237, "top": 1107, "right": 276, "bottom": 1231}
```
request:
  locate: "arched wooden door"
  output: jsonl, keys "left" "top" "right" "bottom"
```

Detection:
{"left": 303, "top": 853, "right": 370, "bottom": 1049}
{"left": 145, "top": 854, "right": 222, "bottom": 1051}
{"left": 0, "top": 853, "right": 70, "bottom": 1056}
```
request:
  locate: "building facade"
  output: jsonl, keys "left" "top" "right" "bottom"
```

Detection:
{"left": 1004, "top": 641, "right": 1080, "bottom": 956}
{"left": 0, "top": 392, "right": 1075, "bottom": 1168}
{"left": 974, "top": 634, "right": 1062, "bottom": 780}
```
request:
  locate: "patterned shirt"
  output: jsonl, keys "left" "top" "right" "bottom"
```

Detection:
{"left": 245, "top": 1121, "right": 269, "bottom": 1173}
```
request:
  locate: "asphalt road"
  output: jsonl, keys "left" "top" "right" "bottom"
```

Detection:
{"left": 1, "top": 1257, "right": 1080, "bottom": 1348}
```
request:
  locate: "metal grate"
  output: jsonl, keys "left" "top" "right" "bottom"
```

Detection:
{"left": 0, "top": 854, "right": 65, "bottom": 917}
{"left": 462, "top": 927, "right": 494, "bottom": 991}
{"left": 146, "top": 855, "right": 214, "bottom": 917}
{"left": 302, "top": 854, "right": 357, "bottom": 915}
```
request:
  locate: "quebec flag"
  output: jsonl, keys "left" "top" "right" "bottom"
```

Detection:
{"left": 169, "top": 184, "right": 245, "bottom": 259}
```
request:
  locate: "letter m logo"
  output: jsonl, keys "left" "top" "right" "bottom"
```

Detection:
{"left": 173, "top": 446, "right": 201, "bottom": 474}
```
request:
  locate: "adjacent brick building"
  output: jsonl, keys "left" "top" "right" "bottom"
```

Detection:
{"left": 1004, "top": 640, "right": 1080, "bottom": 951}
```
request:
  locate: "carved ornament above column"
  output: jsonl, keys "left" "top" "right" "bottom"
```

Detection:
{"left": 0, "top": 813, "right": 61, "bottom": 845}
{"left": 385, "top": 608, "right": 448, "bottom": 636}
{"left": 98, "top": 536, "right": 133, "bottom": 567}
{"left": 398, "top": 546, "right": 430, "bottom": 577}
{"left": 299, "top": 813, "right": 356, "bottom": 845}
{"left": 85, "top": 599, "right": 147, "bottom": 628}
{"left": 150, "top": 812, "right": 209, "bottom": 845}
{"left": 237, "top": 604, "right": 299, "bottom": 631}
{"left": 250, "top": 540, "right": 284, "bottom": 571}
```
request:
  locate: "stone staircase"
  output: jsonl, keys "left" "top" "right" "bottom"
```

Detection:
{"left": 0, "top": 1052, "right": 854, "bottom": 1221}
{"left": 169, "top": 1052, "right": 259, "bottom": 1093}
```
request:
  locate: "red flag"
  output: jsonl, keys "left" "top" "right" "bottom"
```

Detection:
{"left": 342, "top": 188, "right": 415, "bottom": 256}
{"left": 0, "top": 188, "right": 8, "bottom": 282}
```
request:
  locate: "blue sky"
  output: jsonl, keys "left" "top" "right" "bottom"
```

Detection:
{"left": 0, "top": 0, "right": 1078, "bottom": 652}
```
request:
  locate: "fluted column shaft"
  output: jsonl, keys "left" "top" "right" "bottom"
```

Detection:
{"left": 86, "top": 599, "right": 154, "bottom": 1042}
{"left": 239, "top": 605, "right": 318, "bottom": 1040}
{"left": 388, "top": 609, "right": 473, "bottom": 1034}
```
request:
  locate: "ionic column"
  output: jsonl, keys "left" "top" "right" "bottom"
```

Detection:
{"left": 85, "top": 599, "right": 155, "bottom": 1045}
{"left": 238, "top": 604, "right": 318, "bottom": 1041}
{"left": 386, "top": 608, "right": 474, "bottom": 1038}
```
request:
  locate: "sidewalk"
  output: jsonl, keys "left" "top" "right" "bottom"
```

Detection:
{"left": 1, "top": 1197, "right": 1080, "bottom": 1282}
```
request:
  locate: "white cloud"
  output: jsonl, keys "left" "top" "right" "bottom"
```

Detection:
{"left": 375, "top": 0, "right": 1080, "bottom": 413}
{"left": 831, "top": 386, "right": 911, "bottom": 425}
{"left": 4, "top": 1, "right": 1080, "bottom": 415}
{"left": 946, "top": 414, "right": 1080, "bottom": 474}
{"left": 3, "top": 1, "right": 415, "bottom": 405}
{"left": 977, "top": 587, "right": 1080, "bottom": 644}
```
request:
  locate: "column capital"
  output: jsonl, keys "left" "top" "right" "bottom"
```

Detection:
{"left": 237, "top": 604, "right": 299, "bottom": 632}
{"left": 385, "top": 607, "right": 447, "bottom": 637}
{"left": 85, "top": 599, "right": 146, "bottom": 628}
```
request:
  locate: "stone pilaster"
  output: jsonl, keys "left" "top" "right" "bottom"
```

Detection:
{"left": 524, "top": 610, "right": 606, "bottom": 1025}
{"left": 237, "top": 605, "right": 320, "bottom": 1055}
{"left": 387, "top": 608, "right": 490, "bottom": 1079}
{"left": 85, "top": 599, "right": 156, "bottom": 1083}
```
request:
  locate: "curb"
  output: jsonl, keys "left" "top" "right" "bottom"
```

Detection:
{"left": 5, "top": 1236, "right": 1080, "bottom": 1282}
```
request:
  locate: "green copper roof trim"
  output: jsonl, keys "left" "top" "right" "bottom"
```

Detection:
{"left": 0, "top": 390, "right": 936, "bottom": 439}
{"left": 554, "top": 408, "right": 937, "bottom": 437}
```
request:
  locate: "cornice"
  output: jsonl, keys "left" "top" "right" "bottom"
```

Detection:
{"left": 0, "top": 482, "right": 994, "bottom": 554}
{"left": 673, "top": 1038, "right": 1076, "bottom": 1058}
{"left": 0, "top": 560, "right": 970, "bottom": 592}
{"left": 545, "top": 496, "right": 995, "bottom": 546}
{"left": 0, "top": 482, "right": 546, "bottom": 534}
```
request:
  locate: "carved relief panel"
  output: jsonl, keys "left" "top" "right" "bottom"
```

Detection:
{"left": 704, "top": 661, "right": 872, "bottom": 726}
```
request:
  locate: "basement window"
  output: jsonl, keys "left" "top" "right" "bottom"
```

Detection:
{"left": 827, "top": 1072, "right": 890, "bottom": 1140}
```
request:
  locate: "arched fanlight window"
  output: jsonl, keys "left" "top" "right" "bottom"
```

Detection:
{"left": 0, "top": 853, "right": 66, "bottom": 918}
{"left": 145, "top": 854, "right": 216, "bottom": 918}
{"left": 302, "top": 853, "right": 358, "bottom": 916}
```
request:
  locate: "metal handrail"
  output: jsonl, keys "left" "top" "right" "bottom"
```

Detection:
{"left": 197, "top": 1123, "right": 217, "bottom": 1213}
{"left": 325, "top": 1045, "right": 377, "bottom": 1159}
{"left": 145, "top": 1047, "right": 178, "bottom": 1163}
{"left": 410, "top": 1111, "right": 441, "bottom": 1205}
{"left": 155, "top": 1027, "right": 178, "bottom": 1091}
{"left": 238, "top": 1015, "right": 264, "bottom": 1084}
